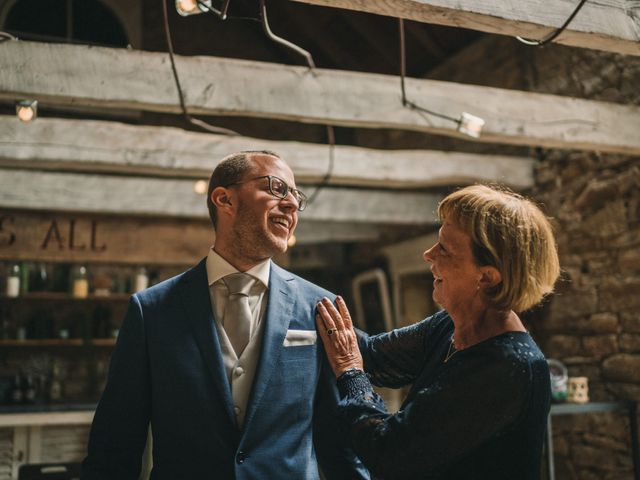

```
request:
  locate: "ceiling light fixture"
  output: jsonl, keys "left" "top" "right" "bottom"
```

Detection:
{"left": 193, "top": 179, "right": 208, "bottom": 195}
{"left": 457, "top": 113, "right": 485, "bottom": 139}
{"left": 398, "top": 20, "right": 485, "bottom": 139}
{"left": 16, "top": 100, "right": 37, "bottom": 123}
{"left": 175, "top": 0, "right": 211, "bottom": 17}
{"left": 176, "top": 0, "right": 230, "bottom": 18}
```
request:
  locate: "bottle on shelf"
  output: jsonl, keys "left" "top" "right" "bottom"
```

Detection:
{"left": 0, "top": 305, "right": 14, "bottom": 339}
{"left": 92, "top": 305, "right": 113, "bottom": 339}
{"left": 9, "top": 373, "right": 23, "bottom": 404}
{"left": 16, "top": 323, "right": 27, "bottom": 341}
{"left": 134, "top": 266, "right": 149, "bottom": 293}
{"left": 93, "top": 270, "right": 113, "bottom": 297}
{"left": 48, "top": 362, "right": 63, "bottom": 403}
{"left": 20, "top": 262, "right": 31, "bottom": 294}
{"left": 72, "top": 265, "right": 89, "bottom": 298}
{"left": 6, "top": 263, "right": 20, "bottom": 297}
{"left": 51, "top": 263, "right": 71, "bottom": 293}
{"left": 23, "top": 374, "right": 37, "bottom": 404}
{"left": 30, "top": 263, "right": 49, "bottom": 292}
{"left": 0, "top": 318, "right": 8, "bottom": 340}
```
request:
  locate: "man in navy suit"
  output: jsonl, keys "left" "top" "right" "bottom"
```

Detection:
{"left": 82, "top": 151, "right": 369, "bottom": 479}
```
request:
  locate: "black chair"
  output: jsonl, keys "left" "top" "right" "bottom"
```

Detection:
{"left": 18, "top": 462, "right": 81, "bottom": 480}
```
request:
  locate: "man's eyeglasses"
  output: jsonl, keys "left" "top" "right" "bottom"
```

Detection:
{"left": 224, "top": 175, "right": 308, "bottom": 211}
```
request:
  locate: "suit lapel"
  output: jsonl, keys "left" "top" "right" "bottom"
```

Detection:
{"left": 178, "top": 259, "right": 236, "bottom": 426}
{"left": 242, "top": 263, "right": 295, "bottom": 431}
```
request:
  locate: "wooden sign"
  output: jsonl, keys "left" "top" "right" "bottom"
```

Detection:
{"left": 0, "top": 210, "right": 214, "bottom": 265}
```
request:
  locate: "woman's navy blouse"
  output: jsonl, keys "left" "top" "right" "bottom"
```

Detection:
{"left": 337, "top": 310, "right": 551, "bottom": 480}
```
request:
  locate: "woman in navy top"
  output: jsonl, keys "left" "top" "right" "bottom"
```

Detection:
{"left": 317, "top": 184, "right": 560, "bottom": 479}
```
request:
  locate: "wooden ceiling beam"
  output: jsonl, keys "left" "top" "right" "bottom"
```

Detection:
{"left": 0, "top": 169, "right": 442, "bottom": 225}
{"left": 1, "top": 41, "right": 639, "bottom": 153}
{"left": 0, "top": 116, "right": 535, "bottom": 189}
{"left": 289, "top": 0, "right": 640, "bottom": 57}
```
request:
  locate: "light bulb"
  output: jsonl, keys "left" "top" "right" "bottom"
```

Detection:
{"left": 457, "top": 112, "right": 485, "bottom": 138}
{"left": 193, "top": 180, "right": 208, "bottom": 195}
{"left": 16, "top": 100, "right": 37, "bottom": 123}
{"left": 176, "top": 0, "right": 211, "bottom": 16}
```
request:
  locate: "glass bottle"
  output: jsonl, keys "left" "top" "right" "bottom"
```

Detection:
{"left": 72, "top": 265, "right": 89, "bottom": 298}
{"left": 10, "top": 373, "right": 23, "bottom": 404}
{"left": 48, "top": 363, "right": 63, "bottom": 403}
{"left": 20, "top": 262, "right": 31, "bottom": 294}
{"left": 134, "top": 266, "right": 149, "bottom": 293}
{"left": 23, "top": 374, "right": 36, "bottom": 404}
{"left": 30, "top": 263, "right": 49, "bottom": 292}
{"left": 6, "top": 263, "right": 20, "bottom": 297}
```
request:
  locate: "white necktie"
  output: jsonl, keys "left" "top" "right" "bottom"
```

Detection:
{"left": 223, "top": 273, "right": 254, "bottom": 356}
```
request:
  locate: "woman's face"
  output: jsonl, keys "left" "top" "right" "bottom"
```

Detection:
{"left": 423, "top": 221, "right": 483, "bottom": 313}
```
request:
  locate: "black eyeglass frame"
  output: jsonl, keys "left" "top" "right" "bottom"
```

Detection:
{"left": 224, "top": 175, "right": 308, "bottom": 211}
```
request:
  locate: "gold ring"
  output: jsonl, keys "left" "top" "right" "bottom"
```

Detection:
{"left": 326, "top": 328, "right": 336, "bottom": 336}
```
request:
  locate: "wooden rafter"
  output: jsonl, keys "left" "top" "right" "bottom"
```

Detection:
{"left": 289, "top": 0, "right": 640, "bottom": 56}
{"left": 1, "top": 41, "right": 638, "bottom": 153}
{"left": 0, "top": 116, "right": 534, "bottom": 189}
{"left": 0, "top": 169, "right": 442, "bottom": 225}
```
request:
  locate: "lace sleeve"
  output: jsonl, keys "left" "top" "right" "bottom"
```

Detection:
{"left": 336, "top": 350, "right": 532, "bottom": 479}
{"left": 358, "top": 311, "right": 450, "bottom": 388}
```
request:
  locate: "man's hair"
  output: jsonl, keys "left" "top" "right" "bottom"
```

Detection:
{"left": 206, "top": 150, "right": 280, "bottom": 228}
{"left": 438, "top": 184, "right": 560, "bottom": 312}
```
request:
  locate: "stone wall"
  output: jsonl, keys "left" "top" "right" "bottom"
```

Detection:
{"left": 526, "top": 44, "right": 640, "bottom": 480}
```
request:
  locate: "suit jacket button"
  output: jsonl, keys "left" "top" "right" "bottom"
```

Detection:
{"left": 236, "top": 451, "right": 246, "bottom": 464}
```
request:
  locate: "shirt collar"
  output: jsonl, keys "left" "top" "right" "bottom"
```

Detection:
{"left": 206, "top": 247, "right": 271, "bottom": 289}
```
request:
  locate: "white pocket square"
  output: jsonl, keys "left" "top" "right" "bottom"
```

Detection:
{"left": 283, "top": 329, "right": 317, "bottom": 347}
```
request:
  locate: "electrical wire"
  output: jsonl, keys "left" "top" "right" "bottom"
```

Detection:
{"left": 256, "top": 0, "right": 333, "bottom": 204}
{"left": 306, "top": 125, "right": 335, "bottom": 205}
{"left": 161, "top": 0, "right": 238, "bottom": 135}
{"left": 258, "top": 0, "right": 315, "bottom": 69}
{"left": 516, "top": 0, "right": 589, "bottom": 46}
{"left": 0, "top": 31, "right": 17, "bottom": 42}
{"left": 179, "top": 0, "right": 332, "bottom": 201}
{"left": 398, "top": 19, "right": 460, "bottom": 126}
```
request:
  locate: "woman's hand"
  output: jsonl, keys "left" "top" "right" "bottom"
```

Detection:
{"left": 316, "top": 296, "right": 364, "bottom": 377}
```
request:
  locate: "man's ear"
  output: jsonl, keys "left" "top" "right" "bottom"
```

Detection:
{"left": 211, "top": 187, "right": 234, "bottom": 215}
{"left": 479, "top": 266, "right": 502, "bottom": 289}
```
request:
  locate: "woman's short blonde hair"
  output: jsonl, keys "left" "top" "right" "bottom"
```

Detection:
{"left": 438, "top": 184, "right": 560, "bottom": 312}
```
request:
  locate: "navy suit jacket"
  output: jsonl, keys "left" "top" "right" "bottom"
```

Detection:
{"left": 82, "top": 259, "right": 369, "bottom": 480}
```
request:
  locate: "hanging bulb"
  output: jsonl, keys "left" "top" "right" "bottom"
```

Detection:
{"left": 457, "top": 112, "right": 485, "bottom": 138}
{"left": 175, "top": 0, "right": 211, "bottom": 16}
{"left": 193, "top": 180, "right": 208, "bottom": 195}
{"left": 16, "top": 100, "right": 38, "bottom": 123}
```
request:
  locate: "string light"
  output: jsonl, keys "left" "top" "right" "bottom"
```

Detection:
{"left": 176, "top": 0, "right": 231, "bottom": 18}
{"left": 457, "top": 113, "right": 485, "bottom": 139}
{"left": 175, "top": 0, "right": 209, "bottom": 16}
{"left": 162, "top": 0, "right": 238, "bottom": 135}
{"left": 16, "top": 100, "right": 37, "bottom": 123}
{"left": 173, "top": 0, "right": 336, "bottom": 206}
{"left": 399, "top": 19, "right": 484, "bottom": 138}
{"left": 193, "top": 179, "right": 208, "bottom": 195}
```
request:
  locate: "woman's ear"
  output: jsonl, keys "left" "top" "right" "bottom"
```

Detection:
{"left": 479, "top": 266, "right": 502, "bottom": 289}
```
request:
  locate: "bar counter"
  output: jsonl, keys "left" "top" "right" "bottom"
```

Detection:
{"left": 0, "top": 404, "right": 95, "bottom": 428}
